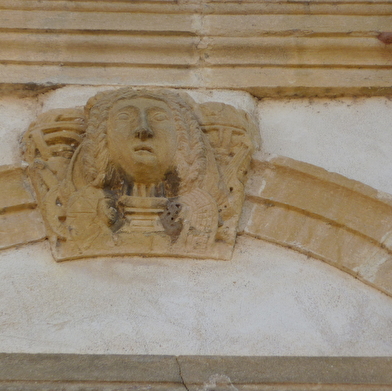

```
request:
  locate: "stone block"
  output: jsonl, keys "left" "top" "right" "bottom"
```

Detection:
{"left": 0, "top": 354, "right": 181, "bottom": 383}
{"left": 178, "top": 356, "right": 392, "bottom": 388}
{"left": 242, "top": 157, "right": 392, "bottom": 297}
{"left": 0, "top": 2, "right": 390, "bottom": 96}
{"left": 0, "top": 166, "right": 35, "bottom": 211}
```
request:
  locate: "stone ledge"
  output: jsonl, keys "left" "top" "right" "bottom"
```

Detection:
{"left": 0, "top": 0, "right": 391, "bottom": 15}
{"left": 0, "top": 354, "right": 181, "bottom": 383}
{"left": 2, "top": 67, "right": 392, "bottom": 99}
{"left": 0, "top": 1, "right": 390, "bottom": 96}
{"left": 0, "top": 354, "right": 391, "bottom": 390}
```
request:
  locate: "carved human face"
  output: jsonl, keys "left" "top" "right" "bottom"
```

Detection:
{"left": 107, "top": 97, "right": 177, "bottom": 184}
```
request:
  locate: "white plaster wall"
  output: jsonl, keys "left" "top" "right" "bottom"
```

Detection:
{"left": 1, "top": 87, "right": 392, "bottom": 356}
{"left": 258, "top": 97, "right": 392, "bottom": 195}
{"left": 0, "top": 236, "right": 391, "bottom": 356}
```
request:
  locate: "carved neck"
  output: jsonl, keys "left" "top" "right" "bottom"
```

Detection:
{"left": 131, "top": 182, "right": 166, "bottom": 198}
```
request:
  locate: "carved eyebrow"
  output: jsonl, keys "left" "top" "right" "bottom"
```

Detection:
{"left": 116, "top": 105, "right": 140, "bottom": 113}
{"left": 147, "top": 106, "right": 169, "bottom": 114}
{"left": 112, "top": 106, "right": 139, "bottom": 121}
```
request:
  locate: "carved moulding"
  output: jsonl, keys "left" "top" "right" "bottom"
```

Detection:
{"left": 241, "top": 157, "right": 392, "bottom": 297}
{"left": 22, "top": 88, "right": 258, "bottom": 261}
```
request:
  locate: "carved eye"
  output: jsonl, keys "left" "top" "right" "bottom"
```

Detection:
{"left": 117, "top": 112, "right": 130, "bottom": 120}
{"left": 151, "top": 112, "right": 168, "bottom": 122}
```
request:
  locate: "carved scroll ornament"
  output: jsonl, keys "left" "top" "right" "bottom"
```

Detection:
{"left": 22, "top": 88, "right": 258, "bottom": 261}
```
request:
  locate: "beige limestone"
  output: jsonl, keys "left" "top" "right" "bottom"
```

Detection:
{"left": 1, "top": 0, "right": 391, "bottom": 15}
{"left": 246, "top": 158, "right": 392, "bottom": 248}
{"left": 178, "top": 356, "right": 392, "bottom": 389}
{"left": 203, "top": 37, "right": 392, "bottom": 66}
{"left": 0, "top": 1, "right": 390, "bottom": 97}
{"left": 241, "top": 157, "right": 392, "bottom": 296}
{"left": 0, "top": 165, "right": 35, "bottom": 211}
{"left": 22, "top": 87, "right": 257, "bottom": 261}
{"left": 0, "top": 165, "right": 45, "bottom": 249}
{"left": 0, "top": 208, "right": 45, "bottom": 250}
{"left": 0, "top": 354, "right": 392, "bottom": 390}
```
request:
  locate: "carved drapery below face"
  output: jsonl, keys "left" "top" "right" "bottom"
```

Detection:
{"left": 22, "top": 88, "right": 258, "bottom": 261}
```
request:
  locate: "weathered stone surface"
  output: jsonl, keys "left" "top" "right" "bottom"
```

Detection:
{"left": 0, "top": 1, "right": 390, "bottom": 97}
{"left": 0, "top": 165, "right": 35, "bottom": 211}
{"left": 1, "top": 0, "right": 391, "bottom": 15}
{"left": 0, "top": 354, "right": 181, "bottom": 383}
{"left": 246, "top": 158, "right": 392, "bottom": 250}
{"left": 0, "top": 354, "right": 391, "bottom": 391}
{"left": 241, "top": 157, "right": 392, "bottom": 297}
{"left": 0, "top": 10, "right": 197, "bottom": 33}
{"left": 22, "top": 87, "right": 256, "bottom": 261}
{"left": 0, "top": 382, "right": 390, "bottom": 391}
{"left": 178, "top": 356, "right": 392, "bottom": 387}
{"left": 203, "top": 37, "right": 392, "bottom": 66}
{"left": 0, "top": 0, "right": 391, "bottom": 369}
{"left": 0, "top": 384, "right": 185, "bottom": 391}
{"left": 0, "top": 83, "right": 64, "bottom": 99}
{"left": 187, "top": 386, "right": 392, "bottom": 391}
{"left": 0, "top": 208, "right": 46, "bottom": 250}
{"left": 0, "top": 33, "right": 199, "bottom": 65}
{"left": 0, "top": 165, "right": 45, "bottom": 249}
{"left": 203, "top": 14, "right": 392, "bottom": 36}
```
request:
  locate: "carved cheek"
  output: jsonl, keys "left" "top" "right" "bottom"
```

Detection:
{"left": 153, "top": 123, "right": 169, "bottom": 139}
{"left": 152, "top": 118, "right": 176, "bottom": 141}
{"left": 107, "top": 125, "right": 130, "bottom": 167}
{"left": 110, "top": 107, "right": 140, "bottom": 138}
{"left": 115, "top": 121, "right": 132, "bottom": 140}
{"left": 166, "top": 125, "right": 177, "bottom": 149}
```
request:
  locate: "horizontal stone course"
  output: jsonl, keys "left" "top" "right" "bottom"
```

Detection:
{"left": 0, "top": 354, "right": 391, "bottom": 390}
{"left": 0, "top": 1, "right": 390, "bottom": 96}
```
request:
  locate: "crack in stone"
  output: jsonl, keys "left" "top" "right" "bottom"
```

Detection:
{"left": 176, "top": 357, "right": 190, "bottom": 391}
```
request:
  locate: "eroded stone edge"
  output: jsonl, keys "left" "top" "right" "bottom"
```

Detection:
{"left": 241, "top": 157, "right": 392, "bottom": 298}
{"left": 0, "top": 354, "right": 392, "bottom": 389}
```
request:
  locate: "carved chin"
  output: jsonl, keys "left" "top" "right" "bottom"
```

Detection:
{"left": 120, "top": 159, "right": 167, "bottom": 184}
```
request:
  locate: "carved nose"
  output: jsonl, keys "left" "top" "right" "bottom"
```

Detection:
{"left": 134, "top": 114, "right": 154, "bottom": 141}
{"left": 135, "top": 126, "right": 154, "bottom": 141}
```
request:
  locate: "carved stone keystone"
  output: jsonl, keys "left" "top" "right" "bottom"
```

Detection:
{"left": 22, "top": 88, "right": 257, "bottom": 261}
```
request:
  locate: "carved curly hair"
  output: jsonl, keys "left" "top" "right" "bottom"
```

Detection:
{"left": 77, "top": 88, "right": 214, "bottom": 197}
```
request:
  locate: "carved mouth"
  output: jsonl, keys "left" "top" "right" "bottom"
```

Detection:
{"left": 134, "top": 145, "right": 154, "bottom": 154}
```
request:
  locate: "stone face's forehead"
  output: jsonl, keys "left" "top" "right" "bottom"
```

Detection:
{"left": 109, "top": 96, "right": 172, "bottom": 114}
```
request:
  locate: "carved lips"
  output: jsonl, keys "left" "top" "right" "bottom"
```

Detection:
{"left": 134, "top": 144, "right": 154, "bottom": 154}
